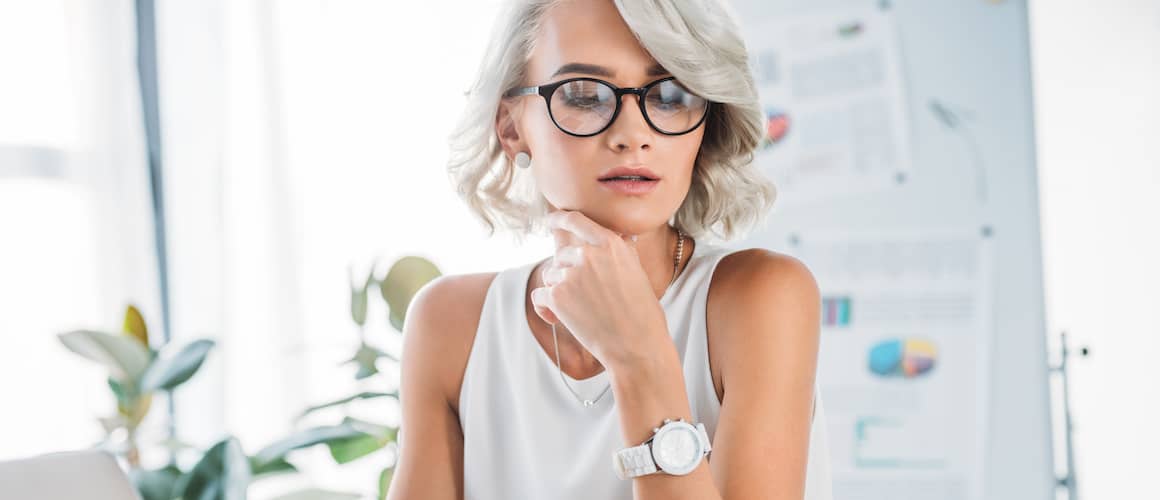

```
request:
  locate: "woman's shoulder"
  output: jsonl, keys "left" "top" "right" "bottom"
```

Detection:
{"left": 403, "top": 270, "right": 502, "bottom": 411}
{"left": 411, "top": 271, "right": 500, "bottom": 319}
{"left": 711, "top": 248, "right": 814, "bottom": 288}
{"left": 407, "top": 258, "right": 539, "bottom": 346}
{"left": 707, "top": 247, "right": 819, "bottom": 342}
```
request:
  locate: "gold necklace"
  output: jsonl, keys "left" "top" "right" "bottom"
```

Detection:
{"left": 550, "top": 227, "right": 686, "bottom": 407}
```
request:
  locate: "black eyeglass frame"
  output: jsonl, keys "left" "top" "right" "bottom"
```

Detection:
{"left": 503, "top": 76, "right": 712, "bottom": 138}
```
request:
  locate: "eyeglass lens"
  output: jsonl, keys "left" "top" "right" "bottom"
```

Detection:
{"left": 548, "top": 79, "right": 708, "bottom": 136}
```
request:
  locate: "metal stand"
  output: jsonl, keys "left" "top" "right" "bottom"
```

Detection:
{"left": 1049, "top": 331, "right": 1087, "bottom": 500}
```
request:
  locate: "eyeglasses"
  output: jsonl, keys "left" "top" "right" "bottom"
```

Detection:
{"left": 503, "top": 76, "right": 711, "bottom": 137}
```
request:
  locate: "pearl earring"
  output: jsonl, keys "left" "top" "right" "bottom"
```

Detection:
{"left": 514, "top": 151, "right": 531, "bottom": 169}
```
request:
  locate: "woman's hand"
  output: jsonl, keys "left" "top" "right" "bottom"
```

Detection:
{"left": 529, "top": 210, "right": 669, "bottom": 369}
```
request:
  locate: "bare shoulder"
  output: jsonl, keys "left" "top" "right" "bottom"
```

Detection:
{"left": 705, "top": 248, "right": 821, "bottom": 400}
{"left": 402, "top": 271, "right": 500, "bottom": 412}
{"left": 710, "top": 248, "right": 819, "bottom": 300}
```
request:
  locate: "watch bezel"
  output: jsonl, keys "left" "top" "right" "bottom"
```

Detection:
{"left": 650, "top": 420, "right": 705, "bottom": 475}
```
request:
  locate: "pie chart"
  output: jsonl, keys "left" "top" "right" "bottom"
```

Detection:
{"left": 868, "top": 338, "right": 938, "bottom": 379}
{"left": 759, "top": 107, "right": 790, "bottom": 150}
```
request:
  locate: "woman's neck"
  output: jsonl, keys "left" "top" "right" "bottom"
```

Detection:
{"left": 634, "top": 225, "right": 693, "bottom": 299}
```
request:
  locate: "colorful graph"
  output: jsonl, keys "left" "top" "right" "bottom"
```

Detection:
{"left": 853, "top": 416, "right": 947, "bottom": 469}
{"left": 759, "top": 107, "right": 790, "bottom": 149}
{"left": 822, "top": 296, "right": 852, "bottom": 327}
{"left": 868, "top": 338, "right": 937, "bottom": 378}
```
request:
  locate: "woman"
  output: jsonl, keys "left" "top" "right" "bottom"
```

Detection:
{"left": 388, "top": 0, "right": 832, "bottom": 499}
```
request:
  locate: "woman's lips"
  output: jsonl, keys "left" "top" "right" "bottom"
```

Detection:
{"left": 598, "top": 178, "right": 660, "bottom": 195}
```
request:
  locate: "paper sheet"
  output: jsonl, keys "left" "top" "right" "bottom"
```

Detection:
{"left": 746, "top": 7, "right": 913, "bottom": 206}
{"left": 788, "top": 228, "right": 994, "bottom": 500}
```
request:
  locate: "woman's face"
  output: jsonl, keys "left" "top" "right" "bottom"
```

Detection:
{"left": 498, "top": 0, "right": 706, "bottom": 236}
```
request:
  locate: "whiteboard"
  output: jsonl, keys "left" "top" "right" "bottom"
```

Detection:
{"left": 725, "top": 1, "right": 1054, "bottom": 499}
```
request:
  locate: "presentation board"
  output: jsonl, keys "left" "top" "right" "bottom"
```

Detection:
{"left": 727, "top": 1, "right": 1055, "bottom": 499}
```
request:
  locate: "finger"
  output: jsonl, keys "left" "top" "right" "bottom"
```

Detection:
{"left": 546, "top": 210, "right": 609, "bottom": 246}
{"left": 552, "top": 245, "right": 584, "bottom": 268}
{"left": 530, "top": 286, "right": 559, "bottom": 325}
{"left": 547, "top": 210, "right": 583, "bottom": 252}
{"left": 552, "top": 227, "right": 579, "bottom": 254}
{"left": 542, "top": 265, "right": 567, "bottom": 287}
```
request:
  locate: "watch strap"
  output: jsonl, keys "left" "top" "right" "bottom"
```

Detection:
{"left": 612, "top": 443, "right": 657, "bottom": 479}
{"left": 695, "top": 422, "right": 712, "bottom": 455}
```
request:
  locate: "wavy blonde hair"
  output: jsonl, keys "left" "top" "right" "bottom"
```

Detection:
{"left": 446, "top": 0, "right": 776, "bottom": 244}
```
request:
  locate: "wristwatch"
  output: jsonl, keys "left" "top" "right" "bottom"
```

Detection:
{"left": 612, "top": 418, "right": 712, "bottom": 479}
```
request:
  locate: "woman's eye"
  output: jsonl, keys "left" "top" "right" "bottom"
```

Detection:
{"left": 648, "top": 93, "right": 687, "bottom": 109}
{"left": 564, "top": 95, "right": 603, "bottom": 107}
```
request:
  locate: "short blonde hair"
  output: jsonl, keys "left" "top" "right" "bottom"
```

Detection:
{"left": 446, "top": 0, "right": 776, "bottom": 244}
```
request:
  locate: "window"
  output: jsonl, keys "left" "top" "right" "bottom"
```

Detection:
{"left": 0, "top": 0, "right": 160, "bottom": 462}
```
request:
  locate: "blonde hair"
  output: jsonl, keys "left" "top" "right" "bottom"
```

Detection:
{"left": 446, "top": 0, "right": 776, "bottom": 244}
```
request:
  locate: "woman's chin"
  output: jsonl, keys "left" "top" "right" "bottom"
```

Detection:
{"left": 547, "top": 204, "right": 668, "bottom": 236}
{"left": 594, "top": 219, "right": 668, "bottom": 238}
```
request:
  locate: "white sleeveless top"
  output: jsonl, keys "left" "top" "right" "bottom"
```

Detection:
{"left": 455, "top": 242, "right": 833, "bottom": 500}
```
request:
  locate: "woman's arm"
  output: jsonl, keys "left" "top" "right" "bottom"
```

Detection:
{"left": 386, "top": 277, "right": 471, "bottom": 500}
{"left": 609, "top": 250, "right": 822, "bottom": 500}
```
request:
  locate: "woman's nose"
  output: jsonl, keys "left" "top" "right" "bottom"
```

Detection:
{"left": 606, "top": 93, "right": 653, "bottom": 151}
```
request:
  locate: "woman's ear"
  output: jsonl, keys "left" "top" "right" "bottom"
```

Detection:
{"left": 495, "top": 99, "right": 527, "bottom": 162}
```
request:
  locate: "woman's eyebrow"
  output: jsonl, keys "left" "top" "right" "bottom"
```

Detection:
{"left": 551, "top": 62, "right": 670, "bottom": 78}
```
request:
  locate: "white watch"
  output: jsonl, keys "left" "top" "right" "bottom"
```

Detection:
{"left": 612, "top": 418, "right": 712, "bottom": 480}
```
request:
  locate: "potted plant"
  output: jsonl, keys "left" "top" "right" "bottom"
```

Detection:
{"left": 58, "top": 254, "right": 440, "bottom": 500}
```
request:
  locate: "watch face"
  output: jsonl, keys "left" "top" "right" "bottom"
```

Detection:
{"left": 652, "top": 422, "right": 702, "bottom": 475}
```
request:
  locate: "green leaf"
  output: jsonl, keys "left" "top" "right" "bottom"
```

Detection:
{"left": 326, "top": 433, "right": 386, "bottom": 464}
{"left": 344, "top": 343, "right": 394, "bottom": 380}
{"left": 108, "top": 376, "right": 135, "bottom": 409}
{"left": 251, "top": 424, "right": 370, "bottom": 470}
{"left": 131, "top": 465, "right": 183, "bottom": 500}
{"left": 126, "top": 393, "right": 154, "bottom": 427}
{"left": 379, "top": 256, "right": 441, "bottom": 329}
{"left": 179, "top": 437, "right": 251, "bottom": 500}
{"left": 388, "top": 311, "right": 405, "bottom": 335}
{"left": 123, "top": 304, "right": 150, "bottom": 348}
{"left": 248, "top": 456, "right": 297, "bottom": 477}
{"left": 349, "top": 265, "right": 375, "bottom": 327}
{"left": 141, "top": 339, "right": 215, "bottom": 392}
{"left": 297, "top": 391, "right": 398, "bottom": 420}
{"left": 341, "top": 416, "right": 395, "bottom": 437}
{"left": 378, "top": 467, "right": 394, "bottom": 500}
{"left": 326, "top": 417, "right": 396, "bottom": 464}
{"left": 58, "top": 329, "right": 151, "bottom": 381}
{"left": 108, "top": 375, "right": 152, "bottom": 424}
{"left": 351, "top": 288, "right": 368, "bottom": 327}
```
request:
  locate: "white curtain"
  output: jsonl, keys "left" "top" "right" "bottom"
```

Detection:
{"left": 155, "top": 0, "right": 312, "bottom": 486}
{"left": 155, "top": 0, "right": 546, "bottom": 496}
{"left": 0, "top": 0, "right": 162, "bottom": 460}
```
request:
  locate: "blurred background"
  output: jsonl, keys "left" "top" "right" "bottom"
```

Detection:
{"left": 0, "top": 1, "right": 1155, "bottom": 499}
